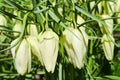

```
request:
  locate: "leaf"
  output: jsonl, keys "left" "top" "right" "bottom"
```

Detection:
{"left": 75, "top": 6, "right": 102, "bottom": 23}
{"left": 33, "top": 7, "right": 49, "bottom": 13}
{"left": 35, "top": 0, "right": 47, "bottom": 7}
{"left": 48, "top": 9, "right": 67, "bottom": 29}
{"left": 4, "top": 0, "right": 31, "bottom": 11}
{"left": 0, "top": 10, "right": 21, "bottom": 20}
{"left": 48, "top": 10, "right": 60, "bottom": 23}
{"left": 0, "top": 3, "right": 14, "bottom": 8}
{"left": 75, "top": 5, "right": 110, "bottom": 35}
{"left": 104, "top": 75, "right": 120, "bottom": 80}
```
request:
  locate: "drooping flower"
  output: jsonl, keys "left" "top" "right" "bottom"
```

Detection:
{"left": 11, "top": 38, "right": 31, "bottom": 75}
{"left": 63, "top": 27, "right": 88, "bottom": 69}
{"left": 38, "top": 28, "right": 59, "bottom": 73}
{"left": 27, "top": 36, "right": 43, "bottom": 65}
{"left": 101, "top": 34, "right": 114, "bottom": 60}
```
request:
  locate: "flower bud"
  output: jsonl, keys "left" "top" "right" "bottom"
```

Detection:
{"left": 13, "top": 21, "right": 23, "bottom": 37}
{"left": 27, "top": 36, "right": 43, "bottom": 65}
{"left": 101, "top": 34, "right": 114, "bottom": 60}
{"left": 27, "top": 24, "right": 38, "bottom": 36}
{"left": 11, "top": 38, "right": 31, "bottom": 75}
{"left": 63, "top": 27, "right": 88, "bottom": 69}
{"left": 0, "top": 14, "right": 7, "bottom": 26}
{"left": 38, "top": 29, "right": 59, "bottom": 73}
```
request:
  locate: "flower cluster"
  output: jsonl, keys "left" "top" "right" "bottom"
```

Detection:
{"left": 10, "top": 21, "right": 89, "bottom": 75}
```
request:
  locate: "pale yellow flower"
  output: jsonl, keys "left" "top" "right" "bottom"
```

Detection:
{"left": 38, "top": 29, "right": 59, "bottom": 73}
{"left": 27, "top": 36, "right": 43, "bottom": 65}
{"left": 11, "top": 38, "right": 31, "bottom": 75}
{"left": 101, "top": 34, "right": 114, "bottom": 60}
{"left": 63, "top": 27, "right": 88, "bottom": 69}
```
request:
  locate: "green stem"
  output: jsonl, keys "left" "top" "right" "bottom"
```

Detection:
{"left": 72, "top": 0, "right": 76, "bottom": 28}
{"left": 45, "top": 0, "right": 49, "bottom": 30}
{"left": 103, "top": 1, "right": 108, "bottom": 14}
{"left": 45, "top": 11, "right": 49, "bottom": 29}
{"left": 59, "top": 63, "right": 62, "bottom": 80}
{"left": 0, "top": 58, "right": 13, "bottom": 62}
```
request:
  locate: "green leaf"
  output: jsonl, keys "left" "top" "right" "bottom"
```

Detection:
{"left": 0, "top": 10, "right": 21, "bottom": 20}
{"left": 4, "top": 0, "right": 31, "bottom": 11}
{"left": 105, "top": 75, "right": 120, "bottom": 80}
{"left": 33, "top": 7, "right": 49, "bottom": 13}
{"left": 0, "top": 3, "right": 14, "bottom": 8}
{"left": 75, "top": 6, "right": 102, "bottom": 23}
{"left": 75, "top": 5, "right": 110, "bottom": 35}
{"left": 48, "top": 10, "right": 60, "bottom": 23}
{"left": 48, "top": 9, "right": 68, "bottom": 29}
{"left": 35, "top": 0, "right": 47, "bottom": 7}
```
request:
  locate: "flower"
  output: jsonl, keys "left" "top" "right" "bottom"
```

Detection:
{"left": 11, "top": 38, "right": 31, "bottom": 75}
{"left": 63, "top": 27, "right": 88, "bottom": 69}
{"left": 13, "top": 21, "right": 23, "bottom": 37}
{"left": 101, "top": 34, "right": 114, "bottom": 60}
{"left": 27, "top": 36, "right": 43, "bottom": 65}
{"left": 27, "top": 24, "right": 38, "bottom": 36}
{"left": 38, "top": 28, "right": 59, "bottom": 73}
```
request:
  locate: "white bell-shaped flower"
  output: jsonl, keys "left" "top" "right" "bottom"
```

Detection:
{"left": 27, "top": 36, "right": 43, "bottom": 65}
{"left": 101, "top": 34, "right": 114, "bottom": 60}
{"left": 38, "top": 28, "right": 59, "bottom": 73}
{"left": 11, "top": 38, "right": 31, "bottom": 75}
{"left": 63, "top": 27, "right": 88, "bottom": 69}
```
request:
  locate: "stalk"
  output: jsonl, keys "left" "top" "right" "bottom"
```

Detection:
{"left": 72, "top": 0, "right": 76, "bottom": 28}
